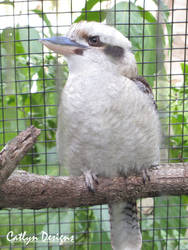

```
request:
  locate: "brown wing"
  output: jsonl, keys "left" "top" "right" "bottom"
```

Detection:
{"left": 131, "top": 76, "right": 157, "bottom": 109}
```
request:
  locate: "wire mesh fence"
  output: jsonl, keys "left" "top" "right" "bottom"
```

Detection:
{"left": 0, "top": 0, "right": 188, "bottom": 249}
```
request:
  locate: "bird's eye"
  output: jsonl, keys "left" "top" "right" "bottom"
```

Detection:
{"left": 88, "top": 36, "right": 102, "bottom": 47}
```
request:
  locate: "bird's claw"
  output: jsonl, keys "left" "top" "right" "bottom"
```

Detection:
{"left": 83, "top": 170, "right": 98, "bottom": 192}
{"left": 142, "top": 164, "right": 159, "bottom": 184}
{"left": 142, "top": 168, "right": 150, "bottom": 184}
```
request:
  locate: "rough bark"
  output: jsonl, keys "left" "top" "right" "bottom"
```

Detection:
{"left": 0, "top": 163, "right": 187, "bottom": 209}
{"left": 0, "top": 126, "right": 41, "bottom": 186}
{"left": 0, "top": 126, "right": 188, "bottom": 209}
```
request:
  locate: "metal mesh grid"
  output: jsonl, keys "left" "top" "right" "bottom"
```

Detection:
{"left": 0, "top": 0, "right": 188, "bottom": 249}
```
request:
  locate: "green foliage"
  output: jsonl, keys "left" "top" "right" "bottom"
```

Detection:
{"left": 142, "top": 196, "right": 188, "bottom": 249}
{"left": 181, "top": 63, "right": 188, "bottom": 83}
{"left": 169, "top": 63, "right": 188, "bottom": 162}
{"left": 0, "top": 25, "right": 58, "bottom": 174}
{"left": 0, "top": 16, "right": 62, "bottom": 247}
{"left": 0, "top": 0, "right": 14, "bottom": 6}
{"left": 74, "top": 0, "right": 108, "bottom": 23}
{"left": 106, "top": 1, "right": 168, "bottom": 86}
{"left": 69, "top": 206, "right": 110, "bottom": 250}
{"left": 142, "top": 63, "right": 188, "bottom": 249}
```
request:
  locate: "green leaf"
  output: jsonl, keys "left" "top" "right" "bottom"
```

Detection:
{"left": 155, "top": 197, "right": 187, "bottom": 236}
{"left": 142, "top": 196, "right": 188, "bottom": 249}
{"left": 92, "top": 205, "right": 110, "bottom": 237}
{"left": 82, "top": 0, "right": 106, "bottom": 11}
{"left": 74, "top": 0, "right": 108, "bottom": 23}
{"left": 75, "top": 0, "right": 108, "bottom": 13}
{"left": 0, "top": 209, "right": 47, "bottom": 247}
{"left": 0, "top": 0, "right": 14, "bottom": 6}
{"left": 181, "top": 63, "right": 188, "bottom": 84}
{"left": 75, "top": 10, "right": 107, "bottom": 23}
{"left": 171, "top": 113, "right": 185, "bottom": 135}
{"left": 17, "top": 27, "right": 42, "bottom": 54}
{"left": 0, "top": 28, "right": 16, "bottom": 94}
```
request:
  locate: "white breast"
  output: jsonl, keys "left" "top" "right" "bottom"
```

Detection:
{"left": 57, "top": 69, "right": 160, "bottom": 177}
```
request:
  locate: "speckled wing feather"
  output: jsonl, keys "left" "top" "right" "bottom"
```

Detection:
{"left": 132, "top": 76, "right": 157, "bottom": 109}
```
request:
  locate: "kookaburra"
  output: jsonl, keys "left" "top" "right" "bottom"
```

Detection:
{"left": 41, "top": 21, "right": 161, "bottom": 250}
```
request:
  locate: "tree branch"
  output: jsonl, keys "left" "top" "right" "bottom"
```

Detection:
{"left": 0, "top": 163, "right": 188, "bottom": 209}
{"left": 0, "top": 126, "right": 188, "bottom": 209}
{"left": 0, "top": 126, "right": 41, "bottom": 186}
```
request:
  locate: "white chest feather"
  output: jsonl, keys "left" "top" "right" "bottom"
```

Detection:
{"left": 57, "top": 69, "right": 160, "bottom": 177}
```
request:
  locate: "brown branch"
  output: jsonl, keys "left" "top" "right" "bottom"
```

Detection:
{"left": 0, "top": 126, "right": 188, "bottom": 209}
{"left": 0, "top": 126, "right": 41, "bottom": 186}
{"left": 0, "top": 163, "right": 188, "bottom": 209}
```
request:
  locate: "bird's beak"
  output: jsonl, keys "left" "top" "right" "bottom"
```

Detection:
{"left": 40, "top": 36, "right": 88, "bottom": 56}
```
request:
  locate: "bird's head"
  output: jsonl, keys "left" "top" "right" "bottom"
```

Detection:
{"left": 41, "top": 21, "right": 137, "bottom": 78}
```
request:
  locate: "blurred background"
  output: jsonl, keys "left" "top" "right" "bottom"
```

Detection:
{"left": 0, "top": 0, "right": 188, "bottom": 249}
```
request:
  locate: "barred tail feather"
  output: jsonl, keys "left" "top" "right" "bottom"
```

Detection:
{"left": 109, "top": 201, "right": 142, "bottom": 250}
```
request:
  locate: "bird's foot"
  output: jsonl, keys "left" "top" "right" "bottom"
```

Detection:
{"left": 83, "top": 170, "right": 99, "bottom": 192}
{"left": 142, "top": 164, "right": 159, "bottom": 184}
{"left": 142, "top": 168, "right": 151, "bottom": 184}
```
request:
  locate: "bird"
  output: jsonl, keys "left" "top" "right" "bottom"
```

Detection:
{"left": 41, "top": 21, "right": 161, "bottom": 250}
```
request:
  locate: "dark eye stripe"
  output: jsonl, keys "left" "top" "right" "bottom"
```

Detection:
{"left": 104, "top": 45, "right": 124, "bottom": 58}
{"left": 80, "top": 32, "right": 124, "bottom": 59}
